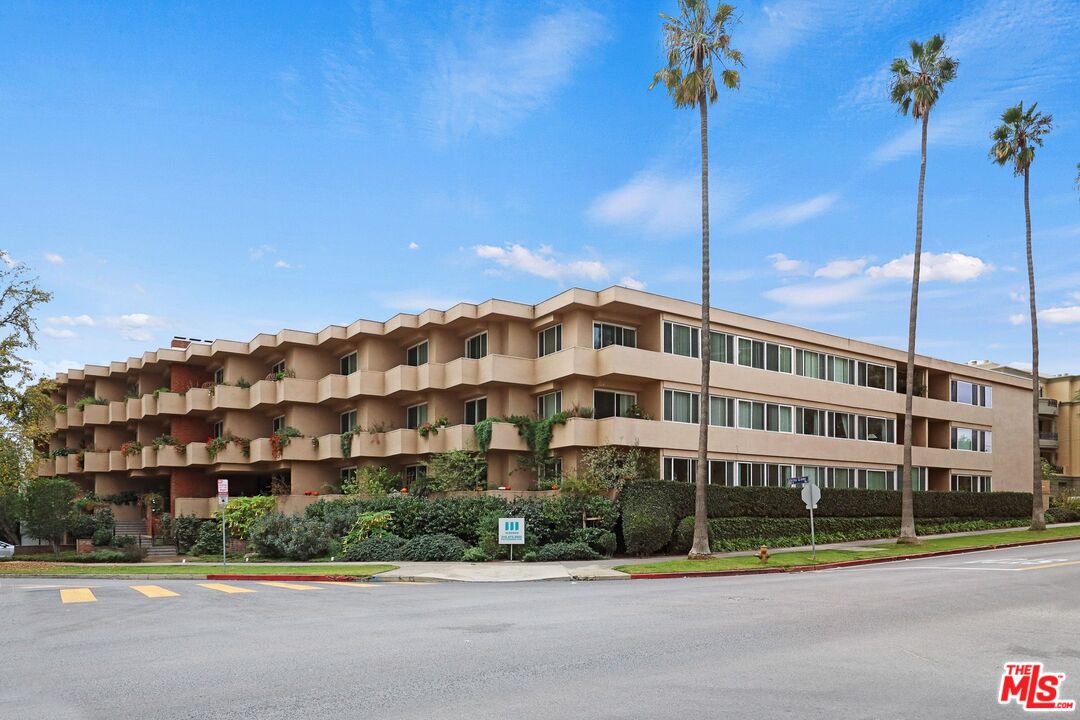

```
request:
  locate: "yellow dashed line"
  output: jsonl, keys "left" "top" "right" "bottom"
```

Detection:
{"left": 130, "top": 585, "right": 179, "bottom": 598}
{"left": 59, "top": 588, "right": 96, "bottom": 604}
{"left": 257, "top": 581, "right": 324, "bottom": 591}
{"left": 198, "top": 582, "right": 255, "bottom": 594}
{"left": 1018, "top": 560, "right": 1080, "bottom": 572}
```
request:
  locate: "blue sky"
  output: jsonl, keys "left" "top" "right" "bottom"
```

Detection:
{"left": 3, "top": 0, "right": 1078, "bottom": 379}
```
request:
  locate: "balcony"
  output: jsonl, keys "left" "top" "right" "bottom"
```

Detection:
{"left": 1040, "top": 432, "right": 1059, "bottom": 449}
{"left": 1039, "top": 398, "right": 1060, "bottom": 416}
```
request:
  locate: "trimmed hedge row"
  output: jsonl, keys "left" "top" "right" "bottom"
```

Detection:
{"left": 670, "top": 515, "right": 1030, "bottom": 554}
{"left": 621, "top": 481, "right": 1034, "bottom": 556}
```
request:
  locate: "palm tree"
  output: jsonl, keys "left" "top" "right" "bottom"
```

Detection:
{"left": 991, "top": 101, "right": 1053, "bottom": 530}
{"left": 888, "top": 35, "right": 958, "bottom": 544}
{"left": 651, "top": 0, "right": 742, "bottom": 559}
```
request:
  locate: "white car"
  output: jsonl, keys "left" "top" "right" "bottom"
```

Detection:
{"left": 0, "top": 540, "right": 14, "bottom": 558}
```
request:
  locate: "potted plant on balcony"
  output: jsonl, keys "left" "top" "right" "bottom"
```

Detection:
{"left": 269, "top": 426, "right": 302, "bottom": 459}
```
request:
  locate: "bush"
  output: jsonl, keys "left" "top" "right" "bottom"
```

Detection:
{"left": 401, "top": 533, "right": 467, "bottom": 561}
{"left": 623, "top": 509, "right": 675, "bottom": 556}
{"left": 173, "top": 515, "right": 205, "bottom": 553}
{"left": 190, "top": 520, "right": 223, "bottom": 555}
{"left": 425, "top": 450, "right": 488, "bottom": 492}
{"left": 249, "top": 514, "right": 331, "bottom": 560}
{"left": 341, "top": 510, "right": 395, "bottom": 554}
{"left": 113, "top": 534, "right": 136, "bottom": 548}
{"left": 535, "top": 542, "right": 601, "bottom": 562}
{"left": 91, "top": 526, "right": 115, "bottom": 547}
{"left": 522, "top": 550, "right": 538, "bottom": 562}
{"left": 215, "top": 496, "right": 276, "bottom": 539}
{"left": 572, "top": 527, "right": 617, "bottom": 557}
{"left": 1047, "top": 507, "right": 1080, "bottom": 523}
{"left": 343, "top": 533, "right": 405, "bottom": 562}
{"left": 462, "top": 546, "right": 490, "bottom": 562}
{"left": 68, "top": 513, "right": 97, "bottom": 539}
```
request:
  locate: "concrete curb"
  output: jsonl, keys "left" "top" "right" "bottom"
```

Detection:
{"left": 625, "top": 535, "right": 1080, "bottom": 580}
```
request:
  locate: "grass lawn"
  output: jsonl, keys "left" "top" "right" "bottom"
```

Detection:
{"left": 0, "top": 562, "right": 396, "bottom": 577}
{"left": 615, "top": 525, "right": 1080, "bottom": 575}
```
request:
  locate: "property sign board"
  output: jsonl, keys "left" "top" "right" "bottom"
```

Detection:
{"left": 498, "top": 518, "right": 525, "bottom": 545}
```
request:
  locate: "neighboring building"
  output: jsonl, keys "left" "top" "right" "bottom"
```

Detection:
{"left": 968, "top": 360, "right": 1079, "bottom": 495}
{"left": 38, "top": 286, "right": 1035, "bottom": 524}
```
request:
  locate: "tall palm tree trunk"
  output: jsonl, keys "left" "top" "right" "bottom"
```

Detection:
{"left": 1025, "top": 168, "right": 1046, "bottom": 530}
{"left": 689, "top": 56, "right": 712, "bottom": 559}
{"left": 899, "top": 113, "right": 929, "bottom": 543}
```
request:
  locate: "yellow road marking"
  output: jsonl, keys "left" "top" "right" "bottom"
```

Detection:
{"left": 198, "top": 582, "right": 255, "bottom": 594}
{"left": 130, "top": 585, "right": 179, "bottom": 598}
{"left": 60, "top": 588, "right": 96, "bottom": 604}
{"left": 1018, "top": 559, "right": 1080, "bottom": 572}
{"left": 258, "top": 581, "right": 324, "bottom": 591}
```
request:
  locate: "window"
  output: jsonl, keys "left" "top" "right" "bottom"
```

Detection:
{"left": 709, "top": 396, "right": 735, "bottom": 427}
{"left": 594, "top": 390, "right": 636, "bottom": 419}
{"left": 951, "top": 474, "right": 992, "bottom": 492}
{"left": 593, "top": 322, "right": 636, "bottom": 349}
{"left": 211, "top": 420, "right": 223, "bottom": 439}
{"left": 406, "top": 403, "right": 428, "bottom": 430}
{"left": 951, "top": 379, "right": 992, "bottom": 407}
{"left": 859, "top": 416, "right": 895, "bottom": 443}
{"left": 737, "top": 399, "right": 765, "bottom": 430}
{"left": 465, "top": 332, "right": 488, "bottom": 360}
{"left": 538, "top": 457, "right": 563, "bottom": 483}
{"left": 766, "top": 463, "right": 794, "bottom": 487}
{"left": 340, "top": 352, "right": 358, "bottom": 376}
{"left": 738, "top": 337, "right": 766, "bottom": 369}
{"left": 798, "top": 466, "right": 824, "bottom": 486}
{"left": 709, "top": 460, "right": 735, "bottom": 486}
{"left": 826, "top": 467, "right": 856, "bottom": 489}
{"left": 213, "top": 368, "right": 225, "bottom": 385}
{"left": 766, "top": 343, "right": 794, "bottom": 373}
{"left": 663, "top": 456, "right": 696, "bottom": 483}
{"left": 859, "top": 468, "right": 897, "bottom": 491}
{"left": 797, "top": 407, "right": 827, "bottom": 436}
{"left": 403, "top": 464, "right": 426, "bottom": 489}
{"left": 828, "top": 356, "right": 855, "bottom": 384}
{"left": 340, "top": 410, "right": 357, "bottom": 434}
{"left": 859, "top": 361, "right": 895, "bottom": 391}
{"left": 664, "top": 389, "right": 699, "bottom": 424}
{"left": 831, "top": 412, "right": 856, "bottom": 439}
{"left": 951, "top": 427, "right": 991, "bottom": 452}
{"left": 537, "top": 325, "right": 562, "bottom": 357}
{"left": 709, "top": 332, "right": 734, "bottom": 363}
{"left": 897, "top": 466, "right": 927, "bottom": 492}
{"left": 339, "top": 466, "right": 357, "bottom": 486}
{"left": 464, "top": 397, "right": 487, "bottom": 425}
{"left": 270, "top": 360, "right": 286, "bottom": 377}
{"left": 796, "top": 349, "right": 826, "bottom": 379}
{"left": 406, "top": 341, "right": 428, "bottom": 367}
{"left": 537, "top": 391, "right": 562, "bottom": 418}
{"left": 737, "top": 462, "right": 766, "bottom": 487}
{"left": 766, "top": 404, "right": 794, "bottom": 433}
{"left": 272, "top": 415, "right": 285, "bottom": 433}
{"left": 663, "top": 322, "right": 699, "bottom": 358}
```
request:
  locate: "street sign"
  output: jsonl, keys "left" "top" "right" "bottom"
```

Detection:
{"left": 790, "top": 476, "right": 808, "bottom": 486}
{"left": 217, "top": 479, "right": 229, "bottom": 570}
{"left": 498, "top": 518, "right": 525, "bottom": 545}
{"left": 801, "top": 483, "right": 821, "bottom": 510}
{"left": 217, "top": 479, "right": 229, "bottom": 494}
{"left": 217, "top": 495, "right": 228, "bottom": 506}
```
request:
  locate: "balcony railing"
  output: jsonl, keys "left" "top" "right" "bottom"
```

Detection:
{"left": 1040, "top": 432, "right": 1059, "bottom": 441}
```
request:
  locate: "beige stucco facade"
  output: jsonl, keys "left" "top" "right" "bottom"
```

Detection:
{"left": 39, "top": 286, "right": 1036, "bottom": 519}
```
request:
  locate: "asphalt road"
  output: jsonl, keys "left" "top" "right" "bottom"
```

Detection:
{"left": 3, "top": 541, "right": 1080, "bottom": 720}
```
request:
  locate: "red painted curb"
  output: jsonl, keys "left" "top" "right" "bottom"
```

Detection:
{"left": 205, "top": 574, "right": 358, "bottom": 582}
{"left": 627, "top": 534, "right": 1080, "bottom": 580}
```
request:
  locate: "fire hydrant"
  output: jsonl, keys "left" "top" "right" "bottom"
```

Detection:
{"left": 757, "top": 545, "right": 770, "bottom": 563}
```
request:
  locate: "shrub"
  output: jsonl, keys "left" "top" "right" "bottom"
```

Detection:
{"left": 401, "top": 533, "right": 467, "bottom": 561}
{"left": 215, "top": 496, "right": 276, "bottom": 539}
{"left": 113, "top": 534, "right": 136, "bottom": 548}
{"left": 623, "top": 509, "right": 674, "bottom": 556}
{"left": 576, "top": 444, "right": 659, "bottom": 494}
{"left": 173, "top": 515, "right": 205, "bottom": 552}
{"left": 462, "top": 546, "right": 490, "bottom": 562}
{"left": 249, "top": 513, "right": 331, "bottom": 560}
{"left": 91, "top": 526, "right": 115, "bottom": 547}
{"left": 425, "top": 449, "right": 487, "bottom": 492}
{"left": 67, "top": 513, "right": 97, "bottom": 540}
{"left": 342, "top": 465, "right": 400, "bottom": 496}
{"left": 341, "top": 510, "right": 395, "bottom": 554}
{"left": 1047, "top": 507, "right": 1080, "bottom": 523}
{"left": 343, "top": 533, "right": 405, "bottom": 561}
{"left": 190, "top": 520, "right": 223, "bottom": 555}
{"left": 535, "top": 542, "right": 601, "bottom": 562}
{"left": 572, "top": 527, "right": 617, "bottom": 557}
{"left": 522, "top": 550, "right": 538, "bottom": 562}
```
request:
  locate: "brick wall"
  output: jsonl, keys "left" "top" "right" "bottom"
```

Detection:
{"left": 170, "top": 416, "right": 211, "bottom": 444}
{"left": 170, "top": 364, "right": 209, "bottom": 393}
{"left": 170, "top": 469, "right": 213, "bottom": 515}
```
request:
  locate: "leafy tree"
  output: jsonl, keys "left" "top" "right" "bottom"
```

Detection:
{"left": 0, "top": 437, "right": 25, "bottom": 543}
{"left": 990, "top": 101, "right": 1054, "bottom": 530}
{"left": 0, "top": 255, "right": 53, "bottom": 406}
{"left": 575, "top": 444, "right": 659, "bottom": 494}
{"left": 889, "top": 35, "right": 958, "bottom": 544}
{"left": 425, "top": 450, "right": 488, "bottom": 492}
{"left": 651, "top": 0, "right": 742, "bottom": 560}
{"left": 21, "top": 476, "right": 78, "bottom": 553}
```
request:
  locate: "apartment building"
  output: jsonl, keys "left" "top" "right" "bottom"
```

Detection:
{"left": 38, "top": 286, "right": 1035, "bottom": 524}
{"left": 968, "top": 361, "right": 1079, "bottom": 495}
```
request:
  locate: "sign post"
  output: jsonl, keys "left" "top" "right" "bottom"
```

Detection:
{"left": 498, "top": 517, "right": 525, "bottom": 561}
{"left": 217, "top": 479, "right": 229, "bottom": 570}
{"left": 793, "top": 477, "right": 822, "bottom": 561}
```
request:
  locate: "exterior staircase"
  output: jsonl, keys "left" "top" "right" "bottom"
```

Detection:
{"left": 113, "top": 521, "right": 179, "bottom": 559}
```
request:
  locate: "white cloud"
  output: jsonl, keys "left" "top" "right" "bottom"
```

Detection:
{"left": 274, "top": 260, "right": 299, "bottom": 269}
{"left": 47, "top": 314, "right": 95, "bottom": 327}
{"left": 767, "top": 253, "right": 810, "bottom": 275}
{"left": 618, "top": 275, "right": 647, "bottom": 291}
{"left": 105, "top": 313, "right": 169, "bottom": 342}
{"left": 250, "top": 245, "right": 275, "bottom": 260}
{"left": 1009, "top": 313, "right": 1027, "bottom": 325}
{"left": 1041, "top": 306, "right": 1080, "bottom": 325}
{"left": 1009, "top": 291, "right": 1026, "bottom": 302}
{"left": 28, "top": 357, "right": 81, "bottom": 380}
{"left": 408, "top": 242, "right": 419, "bottom": 250}
{"left": 378, "top": 292, "right": 464, "bottom": 312}
{"left": 43, "top": 327, "right": 76, "bottom": 339}
{"left": 815, "top": 258, "right": 867, "bottom": 278}
{"left": 738, "top": 193, "right": 839, "bottom": 231}
{"left": 866, "top": 252, "right": 992, "bottom": 282}
{"left": 587, "top": 172, "right": 702, "bottom": 236}
{"left": 474, "top": 243, "right": 609, "bottom": 283}
{"left": 132, "top": 283, "right": 146, "bottom": 295}
{"left": 44, "top": 252, "right": 64, "bottom": 264}
{"left": 764, "top": 277, "right": 877, "bottom": 308}
{"left": 426, "top": 8, "right": 608, "bottom": 141}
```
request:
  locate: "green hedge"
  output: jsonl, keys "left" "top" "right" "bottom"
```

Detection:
{"left": 670, "top": 515, "right": 1030, "bottom": 554}
{"left": 621, "top": 481, "right": 1033, "bottom": 556}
